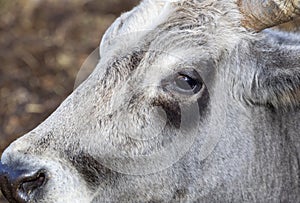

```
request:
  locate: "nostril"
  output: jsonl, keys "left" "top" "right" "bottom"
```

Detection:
{"left": 0, "top": 163, "right": 48, "bottom": 202}
{"left": 17, "top": 170, "right": 47, "bottom": 201}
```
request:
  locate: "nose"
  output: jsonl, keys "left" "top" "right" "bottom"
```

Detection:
{"left": 0, "top": 162, "right": 47, "bottom": 203}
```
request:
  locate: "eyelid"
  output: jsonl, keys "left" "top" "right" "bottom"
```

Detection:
{"left": 177, "top": 70, "right": 200, "bottom": 80}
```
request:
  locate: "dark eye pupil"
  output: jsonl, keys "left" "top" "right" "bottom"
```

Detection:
{"left": 175, "top": 75, "right": 198, "bottom": 91}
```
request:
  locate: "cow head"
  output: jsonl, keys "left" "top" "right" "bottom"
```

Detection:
{"left": 1, "top": 0, "right": 300, "bottom": 202}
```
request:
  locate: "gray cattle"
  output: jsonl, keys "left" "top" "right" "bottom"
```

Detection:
{"left": 1, "top": 0, "right": 300, "bottom": 202}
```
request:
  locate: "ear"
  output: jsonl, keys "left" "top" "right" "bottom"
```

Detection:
{"left": 238, "top": 30, "right": 300, "bottom": 109}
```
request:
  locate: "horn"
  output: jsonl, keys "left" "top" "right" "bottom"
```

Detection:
{"left": 238, "top": 0, "right": 300, "bottom": 31}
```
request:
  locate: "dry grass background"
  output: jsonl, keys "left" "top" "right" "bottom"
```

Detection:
{"left": 0, "top": 0, "right": 299, "bottom": 202}
{"left": 0, "top": 0, "right": 138, "bottom": 202}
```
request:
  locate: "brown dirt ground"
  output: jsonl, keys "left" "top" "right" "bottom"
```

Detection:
{"left": 0, "top": 0, "right": 138, "bottom": 202}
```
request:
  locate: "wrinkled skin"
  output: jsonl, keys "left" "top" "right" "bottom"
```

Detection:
{"left": 1, "top": 0, "right": 300, "bottom": 202}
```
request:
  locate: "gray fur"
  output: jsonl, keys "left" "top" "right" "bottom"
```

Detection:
{"left": 1, "top": 0, "right": 300, "bottom": 202}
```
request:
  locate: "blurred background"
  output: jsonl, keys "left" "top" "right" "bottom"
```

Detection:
{"left": 0, "top": 0, "right": 138, "bottom": 202}
{"left": 0, "top": 0, "right": 299, "bottom": 202}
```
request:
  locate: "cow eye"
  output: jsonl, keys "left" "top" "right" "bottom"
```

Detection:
{"left": 175, "top": 74, "right": 199, "bottom": 91}
{"left": 163, "top": 70, "right": 204, "bottom": 95}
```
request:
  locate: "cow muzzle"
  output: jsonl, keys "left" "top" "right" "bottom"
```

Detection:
{"left": 0, "top": 162, "right": 47, "bottom": 203}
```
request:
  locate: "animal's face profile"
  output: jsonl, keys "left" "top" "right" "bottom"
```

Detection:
{"left": 1, "top": 0, "right": 300, "bottom": 202}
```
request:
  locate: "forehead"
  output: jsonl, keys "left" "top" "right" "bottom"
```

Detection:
{"left": 147, "top": 0, "right": 243, "bottom": 58}
{"left": 102, "top": 0, "right": 241, "bottom": 57}
{"left": 97, "top": 0, "right": 243, "bottom": 82}
{"left": 99, "top": 1, "right": 192, "bottom": 50}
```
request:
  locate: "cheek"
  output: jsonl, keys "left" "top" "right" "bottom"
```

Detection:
{"left": 152, "top": 98, "right": 181, "bottom": 129}
{"left": 151, "top": 87, "right": 210, "bottom": 130}
{"left": 197, "top": 87, "right": 210, "bottom": 117}
{"left": 68, "top": 152, "right": 119, "bottom": 190}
